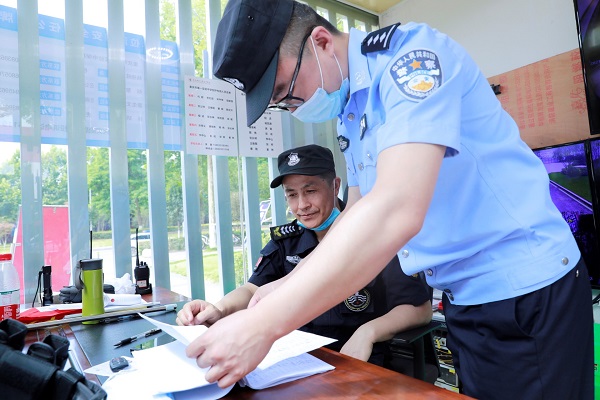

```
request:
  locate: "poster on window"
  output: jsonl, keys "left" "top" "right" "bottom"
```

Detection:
{"left": 184, "top": 76, "right": 238, "bottom": 156}
{"left": 0, "top": 5, "right": 20, "bottom": 142}
{"left": 235, "top": 91, "right": 283, "bottom": 158}
{"left": 159, "top": 40, "right": 182, "bottom": 151}
{"left": 83, "top": 24, "right": 109, "bottom": 146}
{"left": 125, "top": 32, "right": 147, "bottom": 149}
{"left": 39, "top": 14, "right": 67, "bottom": 144}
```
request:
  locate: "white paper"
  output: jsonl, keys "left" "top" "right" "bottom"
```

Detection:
{"left": 240, "top": 352, "right": 335, "bottom": 390}
{"left": 139, "top": 312, "right": 208, "bottom": 345}
{"left": 103, "top": 341, "right": 233, "bottom": 399}
{"left": 184, "top": 76, "right": 238, "bottom": 156}
{"left": 257, "top": 329, "right": 337, "bottom": 369}
{"left": 101, "top": 313, "right": 337, "bottom": 399}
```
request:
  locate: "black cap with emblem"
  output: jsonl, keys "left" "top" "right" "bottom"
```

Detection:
{"left": 270, "top": 144, "right": 335, "bottom": 188}
{"left": 213, "top": 0, "right": 294, "bottom": 127}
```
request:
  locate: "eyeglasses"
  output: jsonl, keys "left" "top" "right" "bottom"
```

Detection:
{"left": 268, "top": 32, "right": 313, "bottom": 111}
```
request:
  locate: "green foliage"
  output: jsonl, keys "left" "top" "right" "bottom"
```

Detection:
{"left": 234, "top": 250, "right": 245, "bottom": 287}
{"left": 0, "top": 149, "right": 21, "bottom": 224}
{"left": 160, "top": 0, "right": 207, "bottom": 77}
{"left": 168, "top": 236, "right": 186, "bottom": 251}
{"left": 128, "top": 149, "right": 149, "bottom": 229}
{"left": 165, "top": 151, "right": 183, "bottom": 229}
{"left": 42, "top": 146, "right": 68, "bottom": 205}
{"left": 87, "top": 147, "right": 111, "bottom": 231}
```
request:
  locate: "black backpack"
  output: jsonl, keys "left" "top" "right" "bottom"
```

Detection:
{"left": 0, "top": 319, "right": 107, "bottom": 400}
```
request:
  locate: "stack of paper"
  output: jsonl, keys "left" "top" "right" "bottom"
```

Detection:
{"left": 100, "top": 314, "right": 336, "bottom": 399}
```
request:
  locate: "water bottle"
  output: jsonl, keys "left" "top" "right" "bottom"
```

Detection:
{"left": 75, "top": 258, "right": 104, "bottom": 324}
{"left": 0, "top": 253, "right": 20, "bottom": 321}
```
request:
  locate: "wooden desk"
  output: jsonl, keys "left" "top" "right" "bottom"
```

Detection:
{"left": 25, "top": 288, "right": 472, "bottom": 399}
{"left": 225, "top": 347, "right": 470, "bottom": 399}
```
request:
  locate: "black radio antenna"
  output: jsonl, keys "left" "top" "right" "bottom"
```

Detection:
{"left": 135, "top": 227, "right": 140, "bottom": 267}
{"left": 89, "top": 229, "right": 93, "bottom": 259}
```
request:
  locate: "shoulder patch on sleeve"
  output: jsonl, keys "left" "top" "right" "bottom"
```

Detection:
{"left": 270, "top": 222, "right": 303, "bottom": 241}
{"left": 361, "top": 23, "right": 401, "bottom": 55}
{"left": 389, "top": 49, "right": 442, "bottom": 101}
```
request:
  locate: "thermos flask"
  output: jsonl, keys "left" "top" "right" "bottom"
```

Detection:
{"left": 75, "top": 259, "right": 105, "bottom": 324}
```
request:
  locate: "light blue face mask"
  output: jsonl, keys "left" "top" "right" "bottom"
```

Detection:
{"left": 297, "top": 207, "right": 340, "bottom": 232}
{"left": 292, "top": 37, "right": 349, "bottom": 123}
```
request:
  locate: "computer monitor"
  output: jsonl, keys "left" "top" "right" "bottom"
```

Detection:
{"left": 573, "top": 0, "right": 600, "bottom": 135}
{"left": 532, "top": 140, "right": 600, "bottom": 288}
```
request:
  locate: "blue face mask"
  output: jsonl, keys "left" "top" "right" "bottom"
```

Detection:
{"left": 297, "top": 207, "right": 340, "bottom": 231}
{"left": 292, "top": 38, "right": 349, "bottom": 123}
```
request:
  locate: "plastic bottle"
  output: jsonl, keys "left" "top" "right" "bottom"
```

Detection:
{"left": 0, "top": 253, "right": 20, "bottom": 321}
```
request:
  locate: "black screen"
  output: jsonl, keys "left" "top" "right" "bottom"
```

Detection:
{"left": 574, "top": 0, "right": 600, "bottom": 135}
{"left": 533, "top": 140, "right": 600, "bottom": 288}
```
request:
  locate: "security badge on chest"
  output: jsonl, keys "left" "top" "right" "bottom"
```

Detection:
{"left": 344, "top": 288, "right": 371, "bottom": 312}
{"left": 337, "top": 114, "right": 367, "bottom": 153}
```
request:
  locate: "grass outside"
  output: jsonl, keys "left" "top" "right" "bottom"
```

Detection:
{"left": 170, "top": 252, "right": 221, "bottom": 282}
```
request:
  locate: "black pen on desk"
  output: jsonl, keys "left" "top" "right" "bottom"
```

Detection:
{"left": 114, "top": 328, "right": 162, "bottom": 347}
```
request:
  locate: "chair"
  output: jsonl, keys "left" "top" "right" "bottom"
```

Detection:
{"left": 385, "top": 319, "right": 443, "bottom": 383}
{"left": 384, "top": 272, "right": 442, "bottom": 384}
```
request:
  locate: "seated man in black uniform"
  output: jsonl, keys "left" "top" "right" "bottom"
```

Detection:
{"left": 177, "top": 144, "right": 432, "bottom": 365}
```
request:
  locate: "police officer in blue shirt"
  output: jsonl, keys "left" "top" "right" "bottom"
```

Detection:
{"left": 177, "top": 144, "right": 432, "bottom": 366}
{"left": 186, "top": 1, "right": 594, "bottom": 398}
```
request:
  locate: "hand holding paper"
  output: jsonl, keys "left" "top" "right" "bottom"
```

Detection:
{"left": 187, "top": 309, "right": 276, "bottom": 387}
{"left": 103, "top": 311, "right": 336, "bottom": 399}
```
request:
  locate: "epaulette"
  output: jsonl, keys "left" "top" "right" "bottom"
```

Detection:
{"left": 270, "top": 222, "right": 303, "bottom": 241}
{"left": 361, "top": 23, "right": 401, "bottom": 55}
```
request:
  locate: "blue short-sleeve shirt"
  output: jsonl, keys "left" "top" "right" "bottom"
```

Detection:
{"left": 337, "top": 23, "right": 580, "bottom": 305}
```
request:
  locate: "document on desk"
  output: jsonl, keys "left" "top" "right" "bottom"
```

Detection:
{"left": 139, "top": 312, "right": 337, "bottom": 369}
{"left": 102, "top": 313, "right": 337, "bottom": 399}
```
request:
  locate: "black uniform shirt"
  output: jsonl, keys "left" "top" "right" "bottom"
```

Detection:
{"left": 249, "top": 207, "right": 430, "bottom": 364}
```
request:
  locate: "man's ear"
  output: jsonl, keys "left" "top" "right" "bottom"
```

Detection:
{"left": 311, "top": 26, "right": 335, "bottom": 55}
{"left": 334, "top": 176, "right": 342, "bottom": 195}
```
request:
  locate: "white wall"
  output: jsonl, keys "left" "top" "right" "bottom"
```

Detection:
{"left": 381, "top": 0, "right": 580, "bottom": 77}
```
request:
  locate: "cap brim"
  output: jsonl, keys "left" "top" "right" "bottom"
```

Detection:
{"left": 245, "top": 51, "right": 279, "bottom": 127}
{"left": 270, "top": 173, "right": 287, "bottom": 188}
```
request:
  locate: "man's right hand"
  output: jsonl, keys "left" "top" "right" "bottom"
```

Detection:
{"left": 176, "top": 300, "right": 223, "bottom": 327}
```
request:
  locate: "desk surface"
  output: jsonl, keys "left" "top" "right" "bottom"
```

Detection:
{"left": 25, "top": 287, "right": 472, "bottom": 399}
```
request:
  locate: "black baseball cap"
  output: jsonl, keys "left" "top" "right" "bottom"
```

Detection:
{"left": 213, "top": 0, "right": 294, "bottom": 127}
{"left": 270, "top": 144, "right": 335, "bottom": 188}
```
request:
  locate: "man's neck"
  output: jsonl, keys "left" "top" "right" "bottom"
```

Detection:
{"left": 333, "top": 33, "right": 350, "bottom": 80}
{"left": 315, "top": 227, "right": 329, "bottom": 242}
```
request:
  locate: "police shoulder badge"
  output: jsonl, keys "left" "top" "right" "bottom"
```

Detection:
{"left": 389, "top": 49, "right": 442, "bottom": 101}
{"left": 270, "top": 222, "right": 303, "bottom": 241}
{"left": 344, "top": 289, "right": 371, "bottom": 312}
{"left": 361, "top": 23, "right": 401, "bottom": 55}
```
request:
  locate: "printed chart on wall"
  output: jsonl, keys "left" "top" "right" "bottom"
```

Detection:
{"left": 184, "top": 76, "right": 283, "bottom": 157}
{"left": 235, "top": 91, "right": 284, "bottom": 158}
{"left": 184, "top": 76, "right": 238, "bottom": 156}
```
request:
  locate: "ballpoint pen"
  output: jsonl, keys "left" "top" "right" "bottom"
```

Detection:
{"left": 114, "top": 328, "right": 162, "bottom": 347}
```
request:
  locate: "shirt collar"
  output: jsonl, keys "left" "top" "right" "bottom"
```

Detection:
{"left": 347, "top": 28, "right": 372, "bottom": 95}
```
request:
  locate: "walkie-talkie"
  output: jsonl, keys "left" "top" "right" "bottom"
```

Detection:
{"left": 134, "top": 228, "right": 152, "bottom": 295}
{"left": 41, "top": 265, "right": 53, "bottom": 306}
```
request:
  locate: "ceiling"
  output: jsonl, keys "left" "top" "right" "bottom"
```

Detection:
{"left": 340, "top": 0, "right": 404, "bottom": 14}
